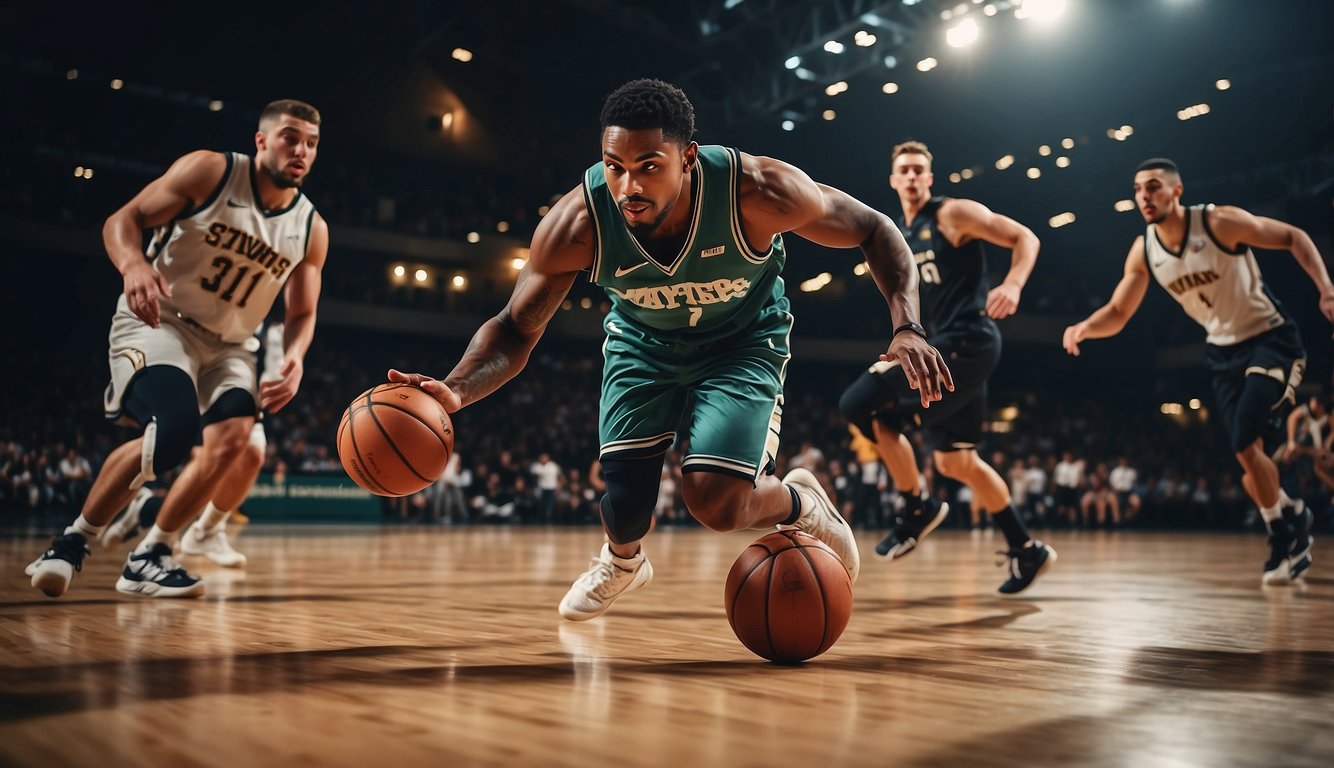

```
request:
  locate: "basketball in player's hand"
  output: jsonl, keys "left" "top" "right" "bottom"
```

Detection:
{"left": 337, "top": 383, "right": 454, "bottom": 496}
{"left": 725, "top": 530, "right": 853, "bottom": 664}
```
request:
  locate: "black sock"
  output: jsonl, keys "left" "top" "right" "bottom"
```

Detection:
{"left": 902, "top": 492, "right": 924, "bottom": 517}
{"left": 139, "top": 496, "right": 163, "bottom": 528}
{"left": 991, "top": 505, "right": 1031, "bottom": 549}
{"left": 782, "top": 486, "right": 802, "bottom": 526}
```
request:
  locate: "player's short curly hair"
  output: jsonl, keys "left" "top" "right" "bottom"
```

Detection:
{"left": 599, "top": 79, "right": 695, "bottom": 146}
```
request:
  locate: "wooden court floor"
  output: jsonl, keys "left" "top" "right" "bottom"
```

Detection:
{"left": 2, "top": 526, "right": 1331, "bottom": 767}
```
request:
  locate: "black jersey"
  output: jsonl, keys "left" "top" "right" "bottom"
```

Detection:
{"left": 895, "top": 196, "right": 990, "bottom": 336}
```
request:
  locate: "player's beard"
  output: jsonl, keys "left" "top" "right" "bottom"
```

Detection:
{"left": 263, "top": 162, "right": 304, "bottom": 189}
{"left": 623, "top": 196, "right": 676, "bottom": 236}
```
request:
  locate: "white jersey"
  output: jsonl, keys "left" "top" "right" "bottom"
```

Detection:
{"left": 149, "top": 152, "right": 316, "bottom": 344}
{"left": 1144, "top": 204, "right": 1285, "bottom": 346}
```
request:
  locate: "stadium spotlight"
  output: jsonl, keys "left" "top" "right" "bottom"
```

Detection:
{"left": 824, "top": 40, "right": 845, "bottom": 54}
{"left": 1019, "top": 0, "right": 1067, "bottom": 23}
{"left": 1113, "top": 199, "right": 1135, "bottom": 212}
{"left": 946, "top": 18, "right": 980, "bottom": 48}
{"left": 795, "top": 67, "right": 817, "bottom": 81}
{"left": 451, "top": 48, "right": 473, "bottom": 62}
{"left": 1061, "top": 137, "right": 1075, "bottom": 149}
{"left": 1038, "top": 144, "right": 1052, "bottom": 156}
{"left": 917, "top": 57, "right": 938, "bottom": 72}
{"left": 1048, "top": 212, "right": 1075, "bottom": 228}
{"left": 466, "top": 231, "right": 480, "bottom": 243}
{"left": 1215, "top": 78, "right": 1231, "bottom": 90}
{"left": 883, "top": 55, "right": 898, "bottom": 69}
{"left": 825, "top": 81, "right": 849, "bottom": 96}
{"left": 882, "top": 82, "right": 899, "bottom": 94}
{"left": 392, "top": 264, "right": 406, "bottom": 280}
{"left": 1055, "top": 156, "right": 1070, "bottom": 168}
{"left": 451, "top": 274, "right": 467, "bottom": 290}
{"left": 855, "top": 30, "right": 877, "bottom": 47}
{"left": 414, "top": 268, "right": 429, "bottom": 283}
{"left": 785, "top": 55, "right": 801, "bottom": 69}
{"left": 1026, "top": 167, "right": 1041, "bottom": 179}
{"left": 782, "top": 119, "right": 796, "bottom": 131}
{"left": 949, "top": 172, "right": 962, "bottom": 183}
{"left": 822, "top": 109, "right": 837, "bottom": 121}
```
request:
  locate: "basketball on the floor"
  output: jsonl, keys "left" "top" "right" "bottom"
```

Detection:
{"left": 725, "top": 530, "right": 853, "bottom": 664}
{"left": 337, "top": 383, "right": 454, "bottom": 497}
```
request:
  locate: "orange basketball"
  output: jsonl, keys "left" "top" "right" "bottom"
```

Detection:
{"left": 337, "top": 383, "right": 454, "bottom": 497}
{"left": 724, "top": 530, "right": 853, "bottom": 664}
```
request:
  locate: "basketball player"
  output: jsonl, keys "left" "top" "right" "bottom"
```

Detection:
{"left": 838, "top": 141, "right": 1056, "bottom": 594}
{"left": 389, "top": 79, "right": 952, "bottom": 620}
{"left": 26, "top": 100, "right": 328, "bottom": 597}
{"left": 1063, "top": 158, "right": 1334, "bottom": 584}
{"left": 101, "top": 321, "right": 287, "bottom": 567}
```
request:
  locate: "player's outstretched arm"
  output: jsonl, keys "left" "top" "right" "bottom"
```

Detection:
{"left": 1063, "top": 236, "right": 1151, "bottom": 356}
{"left": 939, "top": 199, "right": 1040, "bottom": 319}
{"left": 1209, "top": 205, "right": 1334, "bottom": 332}
{"left": 261, "top": 214, "right": 329, "bottom": 413}
{"left": 389, "top": 186, "right": 593, "bottom": 412}
{"left": 736, "top": 153, "right": 952, "bottom": 406}
{"left": 105, "top": 150, "right": 228, "bottom": 327}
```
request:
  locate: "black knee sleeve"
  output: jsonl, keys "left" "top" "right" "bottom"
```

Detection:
{"left": 839, "top": 370, "right": 901, "bottom": 438}
{"left": 599, "top": 455, "right": 665, "bottom": 544}
{"left": 122, "top": 366, "right": 200, "bottom": 475}
{"left": 1231, "top": 374, "right": 1287, "bottom": 453}
{"left": 203, "top": 388, "right": 258, "bottom": 426}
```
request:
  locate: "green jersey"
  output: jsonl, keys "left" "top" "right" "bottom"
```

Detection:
{"left": 582, "top": 145, "right": 788, "bottom": 342}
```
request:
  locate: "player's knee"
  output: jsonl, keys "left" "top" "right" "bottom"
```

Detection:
{"left": 123, "top": 367, "right": 200, "bottom": 475}
{"left": 838, "top": 379, "right": 879, "bottom": 437}
{"left": 600, "top": 456, "right": 662, "bottom": 544}
{"left": 1231, "top": 375, "right": 1286, "bottom": 454}
{"left": 679, "top": 473, "right": 750, "bottom": 531}
{"left": 203, "top": 419, "right": 255, "bottom": 463}
{"left": 933, "top": 449, "right": 973, "bottom": 480}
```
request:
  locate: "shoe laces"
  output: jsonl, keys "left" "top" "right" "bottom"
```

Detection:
{"left": 136, "top": 546, "right": 187, "bottom": 578}
{"left": 582, "top": 554, "right": 632, "bottom": 599}
{"left": 995, "top": 548, "right": 1025, "bottom": 578}
{"left": 48, "top": 534, "right": 91, "bottom": 571}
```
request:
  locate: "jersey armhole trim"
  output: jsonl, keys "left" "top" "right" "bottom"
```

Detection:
{"left": 180, "top": 151, "right": 233, "bottom": 219}
{"left": 727, "top": 148, "right": 774, "bottom": 265}
{"left": 1200, "top": 204, "right": 1247, "bottom": 255}
{"left": 302, "top": 207, "right": 317, "bottom": 261}
{"left": 582, "top": 168, "right": 604, "bottom": 284}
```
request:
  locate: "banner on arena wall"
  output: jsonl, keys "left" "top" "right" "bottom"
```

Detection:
{"left": 244, "top": 473, "right": 381, "bottom": 522}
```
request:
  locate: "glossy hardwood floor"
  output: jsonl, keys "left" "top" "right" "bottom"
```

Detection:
{"left": 2, "top": 526, "right": 1331, "bottom": 767}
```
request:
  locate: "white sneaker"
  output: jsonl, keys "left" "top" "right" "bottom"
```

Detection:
{"left": 115, "top": 543, "right": 205, "bottom": 598}
{"left": 100, "top": 486, "right": 153, "bottom": 549}
{"left": 783, "top": 468, "right": 860, "bottom": 583}
{"left": 180, "top": 521, "right": 247, "bottom": 567}
{"left": 558, "top": 543, "right": 653, "bottom": 621}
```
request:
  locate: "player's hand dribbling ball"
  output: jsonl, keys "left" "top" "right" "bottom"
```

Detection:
{"left": 725, "top": 530, "right": 853, "bottom": 664}
{"left": 337, "top": 383, "right": 454, "bottom": 497}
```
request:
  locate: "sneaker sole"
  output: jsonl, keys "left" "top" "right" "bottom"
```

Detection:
{"left": 999, "top": 547, "right": 1058, "bottom": 596}
{"left": 880, "top": 503, "right": 951, "bottom": 560}
{"left": 114, "top": 577, "right": 206, "bottom": 598}
{"left": 558, "top": 562, "right": 653, "bottom": 621}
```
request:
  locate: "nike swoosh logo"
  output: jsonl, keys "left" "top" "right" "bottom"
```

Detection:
{"left": 614, "top": 262, "right": 649, "bottom": 277}
{"left": 1151, "top": 259, "right": 1168, "bottom": 268}
{"left": 226, "top": 199, "right": 248, "bottom": 208}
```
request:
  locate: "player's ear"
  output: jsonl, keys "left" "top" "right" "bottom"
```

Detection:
{"left": 682, "top": 141, "right": 699, "bottom": 172}
{"left": 254, "top": 130, "right": 267, "bottom": 153}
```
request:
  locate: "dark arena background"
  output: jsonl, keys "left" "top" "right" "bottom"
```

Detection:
{"left": 2, "top": 1, "right": 1332, "bottom": 766}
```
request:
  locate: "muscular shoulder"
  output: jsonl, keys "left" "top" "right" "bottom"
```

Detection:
{"left": 165, "top": 150, "right": 230, "bottom": 198}
{"left": 529, "top": 185, "right": 595, "bottom": 274}
{"left": 737, "top": 152, "right": 820, "bottom": 218}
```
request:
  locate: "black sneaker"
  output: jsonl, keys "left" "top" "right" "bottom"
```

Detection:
{"left": 997, "top": 540, "right": 1057, "bottom": 594}
{"left": 1262, "top": 517, "right": 1294, "bottom": 584}
{"left": 1265, "top": 500, "right": 1314, "bottom": 584}
{"left": 875, "top": 499, "right": 950, "bottom": 559}
{"left": 25, "top": 532, "right": 91, "bottom": 598}
{"left": 115, "top": 543, "right": 205, "bottom": 598}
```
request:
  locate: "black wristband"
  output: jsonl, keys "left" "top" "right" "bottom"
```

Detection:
{"left": 893, "top": 322, "right": 927, "bottom": 339}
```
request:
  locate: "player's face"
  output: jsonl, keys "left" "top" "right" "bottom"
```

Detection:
{"left": 601, "top": 126, "right": 697, "bottom": 236}
{"left": 890, "top": 154, "right": 932, "bottom": 203}
{"left": 256, "top": 116, "right": 320, "bottom": 189}
{"left": 1132, "top": 170, "right": 1182, "bottom": 224}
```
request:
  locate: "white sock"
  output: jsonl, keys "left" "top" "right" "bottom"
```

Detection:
{"left": 199, "top": 502, "right": 230, "bottom": 532}
{"left": 1259, "top": 501, "right": 1282, "bottom": 524}
{"left": 66, "top": 515, "right": 104, "bottom": 538}
{"left": 134, "top": 525, "right": 175, "bottom": 554}
{"left": 1278, "top": 488, "right": 1295, "bottom": 508}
